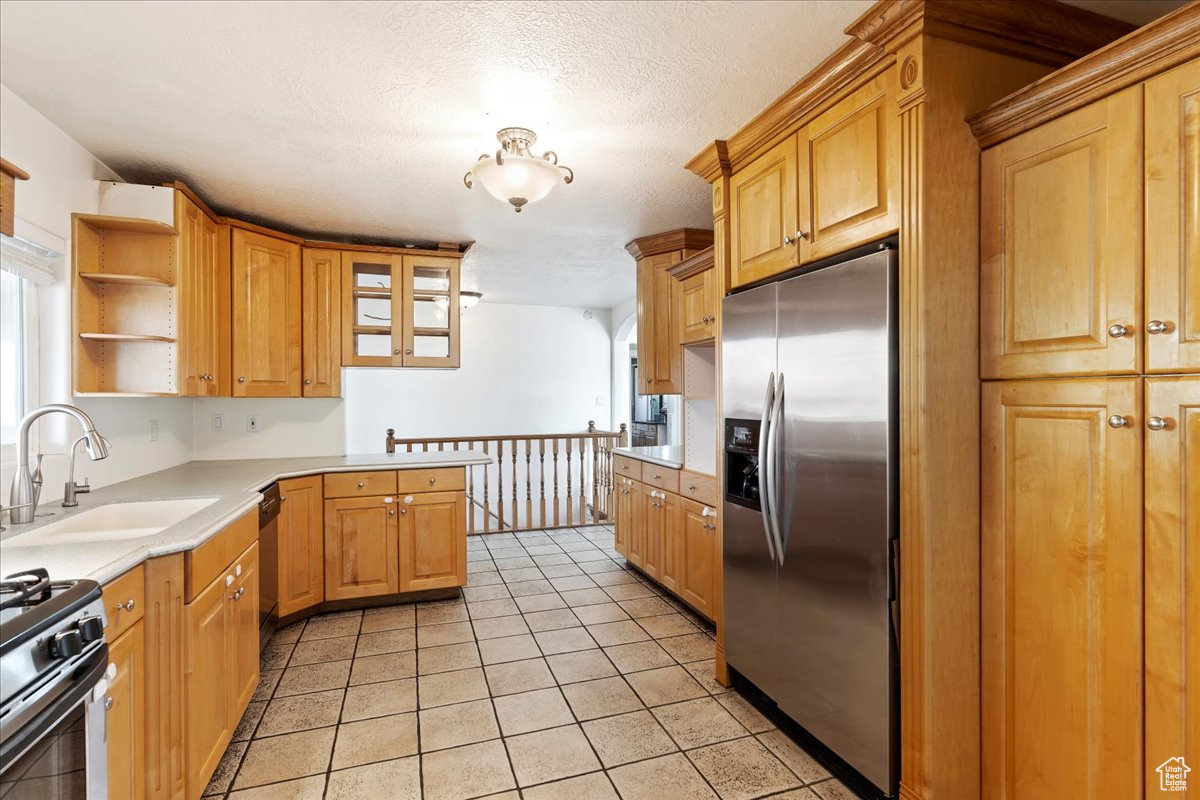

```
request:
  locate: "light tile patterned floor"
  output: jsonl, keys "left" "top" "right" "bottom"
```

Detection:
{"left": 202, "top": 525, "right": 857, "bottom": 800}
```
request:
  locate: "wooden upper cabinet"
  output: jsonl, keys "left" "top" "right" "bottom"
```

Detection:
{"left": 398, "top": 490, "right": 466, "bottom": 592}
{"left": 680, "top": 498, "right": 716, "bottom": 620}
{"left": 1144, "top": 376, "right": 1200, "bottom": 795}
{"left": 278, "top": 475, "right": 325, "bottom": 617}
{"left": 177, "top": 193, "right": 225, "bottom": 397}
{"left": 106, "top": 620, "right": 146, "bottom": 800}
{"left": 982, "top": 378, "right": 1143, "bottom": 800}
{"left": 1145, "top": 60, "right": 1200, "bottom": 374}
{"left": 730, "top": 134, "right": 801, "bottom": 288}
{"left": 981, "top": 86, "right": 1143, "bottom": 379}
{"left": 341, "top": 251, "right": 461, "bottom": 368}
{"left": 635, "top": 252, "right": 682, "bottom": 394}
{"left": 672, "top": 247, "right": 717, "bottom": 345}
{"left": 301, "top": 248, "right": 342, "bottom": 396}
{"left": 402, "top": 255, "right": 461, "bottom": 368}
{"left": 324, "top": 495, "right": 400, "bottom": 600}
{"left": 799, "top": 70, "right": 898, "bottom": 261}
{"left": 231, "top": 227, "right": 302, "bottom": 396}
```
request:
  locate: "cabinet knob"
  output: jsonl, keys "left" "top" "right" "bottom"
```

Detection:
{"left": 405, "top": 349, "right": 413, "bottom": 355}
{"left": 1147, "top": 416, "right": 1170, "bottom": 431}
{"left": 237, "top": 376, "right": 246, "bottom": 383}
{"left": 1107, "top": 415, "right": 1130, "bottom": 429}
{"left": 783, "top": 234, "right": 794, "bottom": 246}
{"left": 389, "top": 509, "right": 397, "bottom": 516}
{"left": 1147, "top": 320, "right": 1171, "bottom": 334}
{"left": 115, "top": 598, "right": 136, "bottom": 612}
{"left": 399, "top": 508, "right": 407, "bottom": 515}
{"left": 393, "top": 348, "right": 401, "bottom": 355}
{"left": 428, "top": 478, "right": 436, "bottom": 485}
{"left": 304, "top": 378, "right": 312, "bottom": 385}
{"left": 1107, "top": 323, "right": 1130, "bottom": 338}
{"left": 357, "top": 481, "right": 365, "bottom": 488}
{"left": 104, "top": 696, "right": 114, "bottom": 711}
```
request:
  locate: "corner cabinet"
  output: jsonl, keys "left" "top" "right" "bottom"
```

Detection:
{"left": 342, "top": 252, "right": 462, "bottom": 368}
{"left": 230, "top": 227, "right": 302, "bottom": 396}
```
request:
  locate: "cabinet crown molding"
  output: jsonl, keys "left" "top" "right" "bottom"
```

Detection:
{"left": 625, "top": 228, "right": 715, "bottom": 260}
{"left": 686, "top": 0, "right": 1134, "bottom": 181}
{"left": 667, "top": 246, "right": 715, "bottom": 280}
{"left": 969, "top": 3, "right": 1200, "bottom": 148}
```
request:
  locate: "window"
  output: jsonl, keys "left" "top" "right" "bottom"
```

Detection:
{"left": 1, "top": 235, "right": 52, "bottom": 452}
{"left": 0, "top": 269, "right": 31, "bottom": 445}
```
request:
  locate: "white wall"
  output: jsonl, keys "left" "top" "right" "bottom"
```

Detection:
{"left": 343, "top": 303, "right": 612, "bottom": 454}
{"left": 0, "top": 85, "right": 195, "bottom": 503}
{"left": 609, "top": 298, "right": 636, "bottom": 435}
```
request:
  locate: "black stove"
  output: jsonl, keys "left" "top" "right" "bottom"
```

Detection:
{"left": 0, "top": 568, "right": 110, "bottom": 798}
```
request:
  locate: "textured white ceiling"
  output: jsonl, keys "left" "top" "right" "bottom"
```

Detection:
{"left": 0, "top": 0, "right": 874, "bottom": 308}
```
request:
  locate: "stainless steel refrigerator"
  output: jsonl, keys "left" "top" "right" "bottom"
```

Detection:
{"left": 721, "top": 241, "right": 898, "bottom": 798}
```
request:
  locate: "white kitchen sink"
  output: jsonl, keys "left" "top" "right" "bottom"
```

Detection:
{"left": 4, "top": 498, "right": 218, "bottom": 547}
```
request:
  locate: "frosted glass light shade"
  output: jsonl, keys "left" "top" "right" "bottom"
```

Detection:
{"left": 471, "top": 154, "right": 564, "bottom": 212}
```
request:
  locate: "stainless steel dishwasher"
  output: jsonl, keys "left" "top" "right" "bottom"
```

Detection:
{"left": 258, "top": 483, "right": 280, "bottom": 648}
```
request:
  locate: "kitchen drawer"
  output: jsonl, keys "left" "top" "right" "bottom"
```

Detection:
{"left": 642, "top": 464, "right": 680, "bottom": 494}
{"left": 186, "top": 509, "right": 257, "bottom": 602}
{"left": 102, "top": 563, "right": 145, "bottom": 640}
{"left": 614, "top": 455, "right": 643, "bottom": 482}
{"left": 397, "top": 467, "right": 465, "bottom": 495}
{"left": 679, "top": 471, "right": 718, "bottom": 506}
{"left": 324, "top": 470, "right": 398, "bottom": 498}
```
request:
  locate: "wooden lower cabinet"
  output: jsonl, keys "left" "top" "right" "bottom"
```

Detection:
{"left": 982, "top": 378, "right": 1143, "bottom": 800}
{"left": 680, "top": 499, "right": 717, "bottom": 618}
{"left": 324, "top": 495, "right": 400, "bottom": 600}
{"left": 183, "top": 541, "right": 260, "bottom": 800}
{"left": 657, "top": 491, "right": 683, "bottom": 594}
{"left": 278, "top": 475, "right": 325, "bottom": 616}
{"left": 107, "top": 619, "right": 146, "bottom": 800}
{"left": 183, "top": 565, "right": 235, "bottom": 800}
{"left": 399, "top": 491, "right": 467, "bottom": 591}
{"left": 615, "top": 474, "right": 716, "bottom": 622}
{"left": 1145, "top": 376, "right": 1200, "bottom": 794}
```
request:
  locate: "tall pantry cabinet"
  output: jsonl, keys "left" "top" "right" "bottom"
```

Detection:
{"left": 974, "top": 31, "right": 1198, "bottom": 800}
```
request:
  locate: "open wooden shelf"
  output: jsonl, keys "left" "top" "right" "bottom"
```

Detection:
{"left": 79, "top": 332, "right": 177, "bottom": 343}
{"left": 73, "top": 214, "right": 177, "bottom": 236}
{"left": 79, "top": 271, "right": 175, "bottom": 287}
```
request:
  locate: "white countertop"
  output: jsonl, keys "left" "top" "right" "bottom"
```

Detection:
{"left": 613, "top": 445, "right": 684, "bottom": 470}
{"left": 0, "top": 451, "right": 492, "bottom": 585}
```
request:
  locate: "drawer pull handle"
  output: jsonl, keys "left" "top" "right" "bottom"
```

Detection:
{"left": 115, "top": 598, "right": 136, "bottom": 612}
{"left": 688, "top": 484, "right": 697, "bottom": 491}
{"left": 404, "top": 495, "right": 414, "bottom": 504}
{"left": 702, "top": 507, "right": 716, "bottom": 518}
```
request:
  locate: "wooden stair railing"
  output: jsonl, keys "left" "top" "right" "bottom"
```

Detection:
{"left": 386, "top": 422, "right": 629, "bottom": 534}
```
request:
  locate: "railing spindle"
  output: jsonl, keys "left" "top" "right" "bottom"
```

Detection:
{"left": 565, "top": 437, "right": 574, "bottom": 527}
{"left": 553, "top": 439, "right": 561, "bottom": 528}
{"left": 511, "top": 439, "right": 518, "bottom": 532}
{"left": 482, "top": 440, "right": 491, "bottom": 534}
{"left": 591, "top": 436, "right": 600, "bottom": 526}
{"left": 538, "top": 439, "right": 547, "bottom": 530}
{"left": 496, "top": 439, "right": 505, "bottom": 531}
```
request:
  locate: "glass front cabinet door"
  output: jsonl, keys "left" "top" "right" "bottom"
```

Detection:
{"left": 342, "top": 252, "right": 461, "bottom": 368}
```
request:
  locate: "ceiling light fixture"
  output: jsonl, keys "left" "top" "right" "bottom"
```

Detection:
{"left": 463, "top": 127, "right": 573, "bottom": 213}
{"left": 434, "top": 290, "right": 484, "bottom": 311}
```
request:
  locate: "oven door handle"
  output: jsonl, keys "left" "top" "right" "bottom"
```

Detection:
{"left": 0, "top": 642, "right": 108, "bottom": 772}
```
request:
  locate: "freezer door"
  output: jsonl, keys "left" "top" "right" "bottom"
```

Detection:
{"left": 774, "top": 249, "right": 897, "bottom": 794}
{"left": 720, "top": 282, "right": 779, "bottom": 697}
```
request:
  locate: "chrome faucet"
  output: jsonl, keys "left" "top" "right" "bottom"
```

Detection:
{"left": 8, "top": 404, "right": 109, "bottom": 524}
{"left": 63, "top": 434, "right": 111, "bottom": 508}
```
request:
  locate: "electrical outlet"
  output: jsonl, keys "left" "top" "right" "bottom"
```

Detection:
{"left": 246, "top": 415, "right": 260, "bottom": 433}
{"left": 211, "top": 413, "right": 224, "bottom": 431}
{"left": 149, "top": 419, "right": 159, "bottom": 441}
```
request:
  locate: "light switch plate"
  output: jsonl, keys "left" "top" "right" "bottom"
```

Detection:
{"left": 211, "top": 413, "right": 224, "bottom": 431}
{"left": 247, "top": 415, "right": 260, "bottom": 433}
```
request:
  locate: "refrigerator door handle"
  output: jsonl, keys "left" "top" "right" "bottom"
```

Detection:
{"left": 766, "top": 372, "right": 786, "bottom": 565}
{"left": 758, "top": 372, "right": 777, "bottom": 563}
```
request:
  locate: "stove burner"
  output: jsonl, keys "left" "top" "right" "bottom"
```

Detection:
{"left": 0, "top": 569, "right": 53, "bottom": 611}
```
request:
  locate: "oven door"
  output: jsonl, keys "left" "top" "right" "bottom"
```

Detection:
{"left": 0, "top": 645, "right": 109, "bottom": 799}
